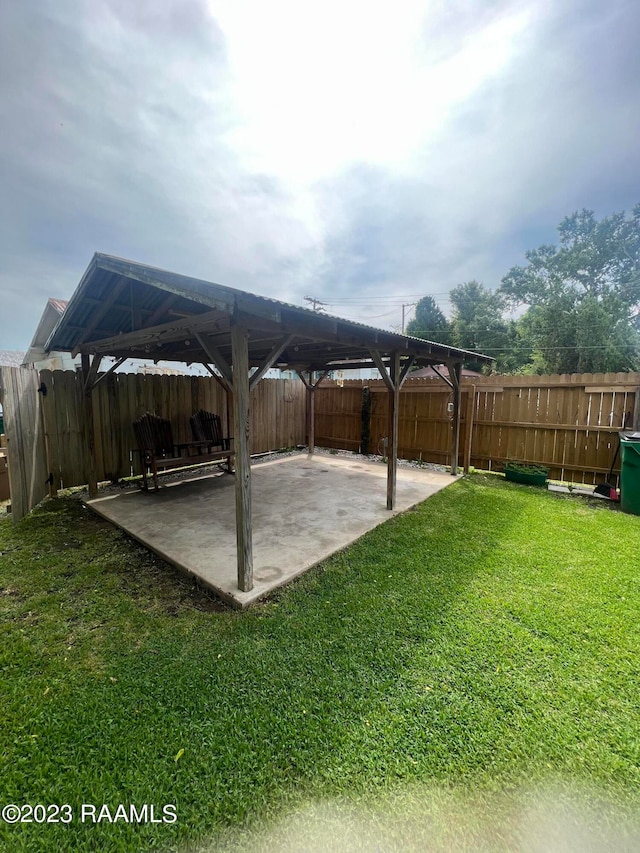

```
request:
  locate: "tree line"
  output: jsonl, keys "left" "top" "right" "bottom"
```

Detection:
{"left": 406, "top": 205, "right": 640, "bottom": 374}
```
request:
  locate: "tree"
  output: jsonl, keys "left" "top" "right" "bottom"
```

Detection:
{"left": 500, "top": 206, "right": 640, "bottom": 373}
{"left": 449, "top": 281, "right": 528, "bottom": 373}
{"left": 405, "top": 295, "right": 452, "bottom": 345}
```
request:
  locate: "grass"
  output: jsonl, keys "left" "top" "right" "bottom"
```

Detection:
{"left": 1, "top": 476, "right": 640, "bottom": 851}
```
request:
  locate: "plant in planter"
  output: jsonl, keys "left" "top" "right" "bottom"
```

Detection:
{"left": 503, "top": 461, "right": 549, "bottom": 485}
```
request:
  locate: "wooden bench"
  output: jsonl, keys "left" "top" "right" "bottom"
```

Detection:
{"left": 133, "top": 412, "right": 234, "bottom": 491}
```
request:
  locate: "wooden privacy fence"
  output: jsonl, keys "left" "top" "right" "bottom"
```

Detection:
{"left": 315, "top": 373, "right": 640, "bottom": 485}
{"left": 315, "top": 380, "right": 473, "bottom": 469}
{"left": 0, "top": 367, "right": 49, "bottom": 520}
{"left": 39, "top": 370, "right": 306, "bottom": 489}
{"left": 4, "top": 366, "right": 639, "bottom": 516}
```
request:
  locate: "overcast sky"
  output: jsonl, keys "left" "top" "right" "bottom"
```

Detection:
{"left": 1, "top": 0, "right": 639, "bottom": 351}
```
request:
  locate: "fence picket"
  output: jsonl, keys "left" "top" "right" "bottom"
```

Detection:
{"left": 314, "top": 374, "right": 640, "bottom": 484}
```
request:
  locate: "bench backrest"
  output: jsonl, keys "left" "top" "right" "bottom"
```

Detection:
{"left": 133, "top": 412, "right": 174, "bottom": 456}
{"left": 190, "top": 410, "right": 224, "bottom": 447}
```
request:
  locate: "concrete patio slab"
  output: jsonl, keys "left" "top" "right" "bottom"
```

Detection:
{"left": 86, "top": 454, "right": 460, "bottom": 609}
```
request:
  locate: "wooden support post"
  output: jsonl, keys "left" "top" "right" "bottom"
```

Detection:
{"left": 387, "top": 351, "right": 400, "bottom": 510}
{"left": 308, "top": 384, "right": 315, "bottom": 455}
{"left": 231, "top": 324, "right": 253, "bottom": 592}
{"left": 448, "top": 362, "right": 462, "bottom": 475}
{"left": 296, "top": 369, "right": 329, "bottom": 455}
{"left": 463, "top": 385, "right": 476, "bottom": 474}
{"left": 225, "top": 387, "right": 233, "bottom": 472}
{"left": 295, "top": 370, "right": 313, "bottom": 451}
{"left": 81, "top": 353, "right": 99, "bottom": 498}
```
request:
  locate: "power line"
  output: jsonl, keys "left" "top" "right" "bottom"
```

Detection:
{"left": 337, "top": 308, "right": 400, "bottom": 321}
{"left": 304, "top": 296, "right": 328, "bottom": 312}
{"left": 461, "top": 343, "right": 640, "bottom": 352}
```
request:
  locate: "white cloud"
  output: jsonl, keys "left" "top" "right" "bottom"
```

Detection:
{"left": 212, "top": 0, "right": 534, "bottom": 184}
{"left": 0, "top": 0, "right": 638, "bottom": 348}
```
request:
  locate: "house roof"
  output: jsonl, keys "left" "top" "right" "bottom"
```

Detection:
{"left": 22, "top": 298, "right": 69, "bottom": 366}
{"left": 48, "top": 298, "right": 68, "bottom": 315}
{"left": 46, "top": 253, "right": 493, "bottom": 372}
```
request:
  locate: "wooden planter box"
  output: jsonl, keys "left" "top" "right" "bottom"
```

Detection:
{"left": 504, "top": 465, "right": 549, "bottom": 486}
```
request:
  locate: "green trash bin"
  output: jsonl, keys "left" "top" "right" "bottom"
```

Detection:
{"left": 620, "top": 432, "right": 640, "bottom": 516}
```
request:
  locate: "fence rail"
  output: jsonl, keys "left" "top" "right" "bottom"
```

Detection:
{"left": 39, "top": 370, "right": 306, "bottom": 489}
{"left": 3, "top": 368, "right": 639, "bottom": 515}
{"left": 314, "top": 373, "right": 640, "bottom": 485}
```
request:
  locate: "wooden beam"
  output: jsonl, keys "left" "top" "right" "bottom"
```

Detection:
{"left": 83, "top": 354, "right": 103, "bottom": 394}
{"left": 235, "top": 308, "right": 458, "bottom": 360}
{"left": 295, "top": 369, "right": 332, "bottom": 390}
{"left": 432, "top": 364, "right": 453, "bottom": 389}
{"left": 89, "top": 357, "right": 125, "bottom": 391}
{"left": 321, "top": 360, "right": 388, "bottom": 372}
{"left": 399, "top": 355, "right": 416, "bottom": 388}
{"left": 80, "top": 308, "right": 227, "bottom": 355}
{"left": 369, "top": 349, "right": 394, "bottom": 391}
{"left": 95, "top": 255, "right": 235, "bottom": 313}
{"left": 201, "top": 363, "right": 231, "bottom": 393}
{"left": 81, "top": 354, "right": 99, "bottom": 497}
{"left": 249, "top": 334, "right": 295, "bottom": 391}
{"left": 448, "top": 362, "right": 462, "bottom": 475}
{"left": 295, "top": 369, "right": 311, "bottom": 390}
{"left": 193, "top": 331, "right": 233, "bottom": 388}
{"left": 387, "top": 351, "right": 401, "bottom": 510}
{"left": 314, "top": 370, "right": 330, "bottom": 389}
{"left": 634, "top": 387, "right": 640, "bottom": 431}
{"left": 231, "top": 324, "right": 253, "bottom": 592}
{"left": 145, "top": 294, "right": 177, "bottom": 327}
{"left": 72, "top": 277, "right": 129, "bottom": 357}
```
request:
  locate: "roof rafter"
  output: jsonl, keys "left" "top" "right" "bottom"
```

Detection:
{"left": 47, "top": 254, "right": 494, "bottom": 370}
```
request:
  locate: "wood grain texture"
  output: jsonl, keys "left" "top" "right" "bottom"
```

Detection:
{"left": 0, "top": 367, "right": 48, "bottom": 520}
{"left": 232, "top": 324, "right": 253, "bottom": 592}
{"left": 81, "top": 354, "right": 98, "bottom": 497}
{"left": 387, "top": 352, "right": 400, "bottom": 510}
{"left": 313, "top": 373, "right": 640, "bottom": 485}
{"left": 35, "top": 371, "right": 304, "bottom": 487}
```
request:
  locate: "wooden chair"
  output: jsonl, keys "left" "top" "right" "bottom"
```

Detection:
{"left": 190, "top": 410, "right": 233, "bottom": 473}
{"left": 190, "top": 410, "right": 230, "bottom": 449}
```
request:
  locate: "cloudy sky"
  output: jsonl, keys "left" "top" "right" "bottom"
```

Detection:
{"left": 1, "top": 0, "right": 639, "bottom": 351}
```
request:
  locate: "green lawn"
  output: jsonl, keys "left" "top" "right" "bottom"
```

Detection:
{"left": 1, "top": 476, "right": 640, "bottom": 851}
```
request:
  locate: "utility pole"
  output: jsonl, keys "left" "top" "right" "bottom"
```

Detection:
{"left": 304, "top": 296, "right": 327, "bottom": 312}
{"left": 401, "top": 302, "right": 416, "bottom": 333}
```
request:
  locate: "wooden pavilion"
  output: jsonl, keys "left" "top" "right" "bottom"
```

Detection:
{"left": 46, "top": 253, "right": 493, "bottom": 593}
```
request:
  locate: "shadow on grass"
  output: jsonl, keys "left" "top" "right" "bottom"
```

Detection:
{"left": 4, "top": 475, "right": 636, "bottom": 852}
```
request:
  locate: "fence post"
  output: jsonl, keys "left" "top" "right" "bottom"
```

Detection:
{"left": 448, "top": 363, "right": 462, "bottom": 475}
{"left": 361, "top": 386, "right": 371, "bottom": 455}
{"left": 81, "top": 354, "right": 99, "bottom": 498}
{"left": 463, "top": 385, "right": 476, "bottom": 473}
